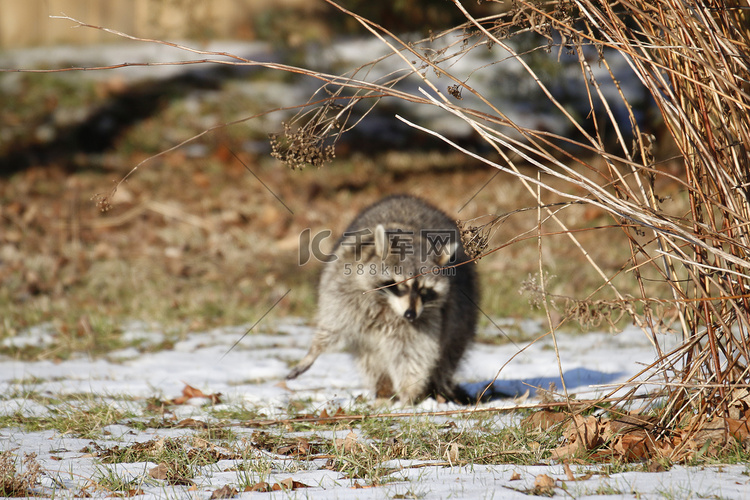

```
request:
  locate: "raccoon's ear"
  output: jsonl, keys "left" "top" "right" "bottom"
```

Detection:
{"left": 436, "top": 240, "right": 459, "bottom": 267}
{"left": 374, "top": 224, "right": 389, "bottom": 259}
{"left": 338, "top": 228, "right": 376, "bottom": 259}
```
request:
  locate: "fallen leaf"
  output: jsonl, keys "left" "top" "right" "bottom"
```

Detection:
{"left": 522, "top": 410, "right": 567, "bottom": 431}
{"left": 647, "top": 460, "right": 667, "bottom": 472}
{"left": 172, "top": 383, "right": 222, "bottom": 405}
{"left": 176, "top": 418, "right": 208, "bottom": 429}
{"left": 550, "top": 441, "right": 581, "bottom": 461}
{"left": 653, "top": 435, "right": 677, "bottom": 459}
{"left": 509, "top": 471, "right": 521, "bottom": 481}
{"left": 606, "top": 414, "right": 658, "bottom": 438}
{"left": 147, "top": 461, "right": 193, "bottom": 485}
{"left": 689, "top": 416, "right": 730, "bottom": 457}
{"left": 182, "top": 383, "right": 205, "bottom": 398}
{"left": 729, "top": 388, "right": 750, "bottom": 419}
{"left": 246, "top": 482, "right": 271, "bottom": 492}
{"left": 277, "top": 437, "right": 312, "bottom": 456}
{"left": 148, "top": 463, "right": 168, "bottom": 480}
{"left": 726, "top": 417, "right": 750, "bottom": 441}
{"left": 275, "top": 380, "right": 291, "bottom": 391}
{"left": 534, "top": 474, "right": 555, "bottom": 495}
{"left": 335, "top": 430, "right": 362, "bottom": 453}
{"left": 550, "top": 415, "right": 602, "bottom": 460}
{"left": 210, "top": 485, "right": 237, "bottom": 499}
{"left": 445, "top": 442, "right": 459, "bottom": 464}
{"left": 192, "top": 436, "right": 212, "bottom": 448}
{"left": 570, "top": 415, "right": 602, "bottom": 450}
{"left": 612, "top": 429, "right": 654, "bottom": 461}
{"left": 564, "top": 463, "right": 575, "bottom": 481}
{"left": 275, "top": 478, "right": 310, "bottom": 490}
{"left": 193, "top": 171, "right": 211, "bottom": 189}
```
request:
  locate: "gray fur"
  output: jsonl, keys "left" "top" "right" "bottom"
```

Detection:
{"left": 287, "top": 195, "right": 478, "bottom": 403}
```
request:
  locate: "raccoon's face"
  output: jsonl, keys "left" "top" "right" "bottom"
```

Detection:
{"left": 371, "top": 222, "right": 456, "bottom": 322}
{"left": 338, "top": 222, "right": 459, "bottom": 322}
{"left": 377, "top": 272, "right": 449, "bottom": 322}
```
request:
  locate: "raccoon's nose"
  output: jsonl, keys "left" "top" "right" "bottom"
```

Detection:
{"left": 404, "top": 309, "right": 417, "bottom": 321}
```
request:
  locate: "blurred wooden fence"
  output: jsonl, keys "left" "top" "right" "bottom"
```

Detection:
{"left": 0, "top": 0, "right": 296, "bottom": 48}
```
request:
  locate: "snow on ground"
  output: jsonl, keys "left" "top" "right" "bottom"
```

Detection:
{"left": 1, "top": 320, "right": 749, "bottom": 499}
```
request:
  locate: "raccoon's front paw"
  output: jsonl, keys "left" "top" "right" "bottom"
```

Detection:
{"left": 286, "top": 362, "right": 312, "bottom": 380}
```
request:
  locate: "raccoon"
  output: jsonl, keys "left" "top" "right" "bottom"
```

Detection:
{"left": 287, "top": 194, "right": 478, "bottom": 403}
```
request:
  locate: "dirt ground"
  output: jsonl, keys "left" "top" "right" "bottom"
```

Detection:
{"left": 0, "top": 54, "right": 673, "bottom": 359}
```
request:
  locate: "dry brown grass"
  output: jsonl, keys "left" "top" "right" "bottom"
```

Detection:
{"left": 0, "top": 452, "right": 42, "bottom": 497}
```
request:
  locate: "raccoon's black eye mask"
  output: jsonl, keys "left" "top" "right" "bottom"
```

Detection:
{"left": 378, "top": 280, "right": 407, "bottom": 297}
{"left": 419, "top": 288, "right": 437, "bottom": 302}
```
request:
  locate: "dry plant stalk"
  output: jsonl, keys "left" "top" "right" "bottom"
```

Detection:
{"left": 565, "top": 0, "right": 750, "bottom": 439}
{"left": 306, "top": 0, "right": 750, "bottom": 444}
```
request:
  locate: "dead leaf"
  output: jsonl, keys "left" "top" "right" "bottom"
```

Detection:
{"left": 210, "top": 485, "right": 237, "bottom": 499}
{"left": 563, "top": 463, "right": 575, "bottom": 481}
{"left": 275, "top": 478, "right": 310, "bottom": 490}
{"left": 571, "top": 415, "right": 602, "bottom": 450}
{"left": 176, "top": 418, "right": 208, "bottom": 429}
{"left": 172, "top": 383, "right": 222, "bottom": 405}
{"left": 335, "top": 430, "right": 362, "bottom": 453}
{"left": 534, "top": 474, "right": 555, "bottom": 495}
{"left": 147, "top": 462, "right": 193, "bottom": 485}
{"left": 690, "top": 416, "right": 730, "bottom": 456}
{"left": 509, "top": 471, "right": 521, "bottom": 481}
{"left": 550, "top": 441, "right": 581, "bottom": 461}
{"left": 445, "top": 442, "right": 459, "bottom": 464}
{"left": 729, "top": 388, "right": 750, "bottom": 419}
{"left": 277, "top": 437, "right": 312, "bottom": 456}
{"left": 275, "top": 380, "right": 291, "bottom": 391}
{"left": 647, "top": 460, "right": 667, "bottom": 472}
{"left": 612, "top": 429, "right": 654, "bottom": 461}
{"left": 550, "top": 415, "right": 602, "bottom": 460}
{"left": 148, "top": 463, "right": 168, "bottom": 480}
{"left": 726, "top": 417, "right": 750, "bottom": 441}
{"left": 192, "top": 436, "right": 212, "bottom": 448}
{"left": 653, "top": 435, "right": 677, "bottom": 459}
{"left": 606, "top": 414, "right": 658, "bottom": 437}
{"left": 246, "top": 482, "right": 271, "bottom": 492}
{"left": 522, "top": 410, "right": 567, "bottom": 431}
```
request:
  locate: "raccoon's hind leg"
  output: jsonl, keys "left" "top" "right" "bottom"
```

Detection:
{"left": 287, "top": 327, "right": 336, "bottom": 380}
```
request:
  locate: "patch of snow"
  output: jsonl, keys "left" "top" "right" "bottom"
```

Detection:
{"left": 2, "top": 323, "right": 56, "bottom": 349}
{"left": 1, "top": 320, "right": 741, "bottom": 499}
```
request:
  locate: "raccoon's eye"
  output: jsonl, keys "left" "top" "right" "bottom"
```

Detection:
{"left": 420, "top": 288, "right": 437, "bottom": 302}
